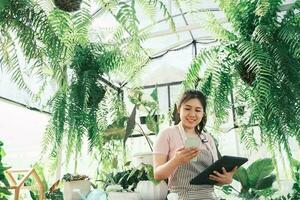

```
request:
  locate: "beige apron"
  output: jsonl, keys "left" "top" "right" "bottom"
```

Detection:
{"left": 170, "top": 123, "right": 218, "bottom": 200}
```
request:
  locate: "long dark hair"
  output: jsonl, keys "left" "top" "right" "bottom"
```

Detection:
{"left": 177, "top": 90, "right": 207, "bottom": 136}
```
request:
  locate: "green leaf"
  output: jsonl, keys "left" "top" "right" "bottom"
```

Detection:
{"left": 150, "top": 87, "right": 158, "bottom": 102}
{"left": 233, "top": 166, "right": 249, "bottom": 190}
{"left": 124, "top": 105, "right": 137, "bottom": 146}
{"left": 247, "top": 158, "right": 274, "bottom": 188}
{"left": 0, "top": 0, "right": 9, "bottom": 11}
{"left": 255, "top": 174, "right": 276, "bottom": 190}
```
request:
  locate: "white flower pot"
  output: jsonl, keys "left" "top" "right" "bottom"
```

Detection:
{"left": 135, "top": 180, "right": 168, "bottom": 200}
{"left": 63, "top": 180, "right": 91, "bottom": 200}
{"left": 108, "top": 192, "right": 141, "bottom": 200}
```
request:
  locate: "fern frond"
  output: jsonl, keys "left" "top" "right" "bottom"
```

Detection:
{"left": 238, "top": 41, "right": 273, "bottom": 106}
{"left": 147, "top": 0, "right": 175, "bottom": 31}
{"left": 252, "top": 25, "right": 274, "bottom": 44}
{"left": 183, "top": 45, "right": 219, "bottom": 89}
{"left": 48, "top": 9, "right": 72, "bottom": 43}
{"left": 218, "top": 0, "right": 257, "bottom": 37}
{"left": 137, "top": 0, "right": 156, "bottom": 22}
{"left": 212, "top": 65, "right": 233, "bottom": 127}
{"left": 240, "top": 128, "right": 259, "bottom": 151}
{"left": 255, "top": 0, "right": 270, "bottom": 17}
{"left": 204, "top": 11, "right": 238, "bottom": 41}
{"left": 116, "top": 1, "right": 139, "bottom": 39}
{"left": 72, "top": 1, "right": 91, "bottom": 45}
{"left": 278, "top": 25, "right": 300, "bottom": 59}
{"left": 0, "top": 30, "right": 33, "bottom": 95}
{"left": 36, "top": 0, "right": 55, "bottom": 14}
{"left": 255, "top": 0, "right": 282, "bottom": 25}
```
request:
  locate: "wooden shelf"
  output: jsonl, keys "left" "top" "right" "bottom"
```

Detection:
{"left": 5, "top": 168, "right": 45, "bottom": 200}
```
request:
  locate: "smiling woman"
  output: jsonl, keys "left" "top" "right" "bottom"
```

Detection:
{"left": 153, "top": 90, "right": 237, "bottom": 200}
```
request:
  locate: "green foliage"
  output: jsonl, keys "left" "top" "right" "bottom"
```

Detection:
{"left": 103, "top": 163, "right": 160, "bottom": 191}
{"left": 128, "top": 87, "right": 163, "bottom": 133}
{"left": 0, "top": 0, "right": 64, "bottom": 96}
{"left": 0, "top": 0, "right": 9, "bottom": 11}
{"left": 62, "top": 173, "right": 89, "bottom": 182}
{"left": 104, "top": 167, "right": 148, "bottom": 191}
{"left": 42, "top": 43, "right": 123, "bottom": 169}
{"left": 184, "top": 0, "right": 300, "bottom": 167}
{"left": 0, "top": 141, "right": 11, "bottom": 200}
{"left": 45, "top": 189, "right": 63, "bottom": 200}
{"left": 233, "top": 158, "right": 277, "bottom": 199}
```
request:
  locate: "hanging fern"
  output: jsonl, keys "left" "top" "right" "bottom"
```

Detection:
{"left": 183, "top": 0, "right": 300, "bottom": 173}
{"left": 42, "top": 43, "right": 123, "bottom": 168}
{"left": 183, "top": 45, "right": 219, "bottom": 89}
{"left": 0, "top": 0, "right": 64, "bottom": 97}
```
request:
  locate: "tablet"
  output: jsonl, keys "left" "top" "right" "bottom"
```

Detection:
{"left": 190, "top": 155, "right": 248, "bottom": 185}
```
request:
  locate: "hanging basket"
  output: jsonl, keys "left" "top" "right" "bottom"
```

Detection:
{"left": 236, "top": 62, "right": 256, "bottom": 86}
{"left": 53, "top": 0, "right": 82, "bottom": 12}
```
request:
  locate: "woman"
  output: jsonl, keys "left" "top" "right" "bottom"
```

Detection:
{"left": 153, "top": 90, "right": 237, "bottom": 200}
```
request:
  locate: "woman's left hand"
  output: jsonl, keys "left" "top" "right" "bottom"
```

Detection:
{"left": 208, "top": 166, "right": 238, "bottom": 185}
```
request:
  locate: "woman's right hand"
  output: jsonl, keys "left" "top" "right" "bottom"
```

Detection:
{"left": 173, "top": 147, "right": 199, "bottom": 165}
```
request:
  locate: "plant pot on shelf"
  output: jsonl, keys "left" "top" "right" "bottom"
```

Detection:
{"left": 135, "top": 180, "right": 168, "bottom": 200}
{"left": 53, "top": 0, "right": 82, "bottom": 12}
{"left": 63, "top": 180, "right": 91, "bottom": 200}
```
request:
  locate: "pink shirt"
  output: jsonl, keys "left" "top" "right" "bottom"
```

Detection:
{"left": 153, "top": 125, "right": 218, "bottom": 186}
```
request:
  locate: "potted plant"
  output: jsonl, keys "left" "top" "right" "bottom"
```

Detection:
{"left": 221, "top": 158, "right": 277, "bottom": 199}
{"left": 103, "top": 162, "right": 167, "bottom": 200}
{"left": 53, "top": 0, "right": 82, "bottom": 12}
{"left": 62, "top": 173, "right": 91, "bottom": 200}
{"left": 103, "top": 164, "right": 146, "bottom": 200}
{"left": 135, "top": 164, "right": 168, "bottom": 200}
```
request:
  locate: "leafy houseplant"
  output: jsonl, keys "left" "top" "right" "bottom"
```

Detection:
{"left": 104, "top": 165, "right": 148, "bottom": 192}
{"left": 62, "top": 173, "right": 91, "bottom": 200}
{"left": 184, "top": 0, "right": 300, "bottom": 171}
{"left": 124, "top": 88, "right": 164, "bottom": 149}
{"left": 127, "top": 88, "right": 159, "bottom": 131}
{"left": 103, "top": 163, "right": 168, "bottom": 200}
{"left": 0, "top": 140, "right": 11, "bottom": 200}
{"left": 222, "top": 158, "right": 277, "bottom": 199}
{"left": 103, "top": 163, "right": 160, "bottom": 192}
{"left": 135, "top": 164, "right": 168, "bottom": 200}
